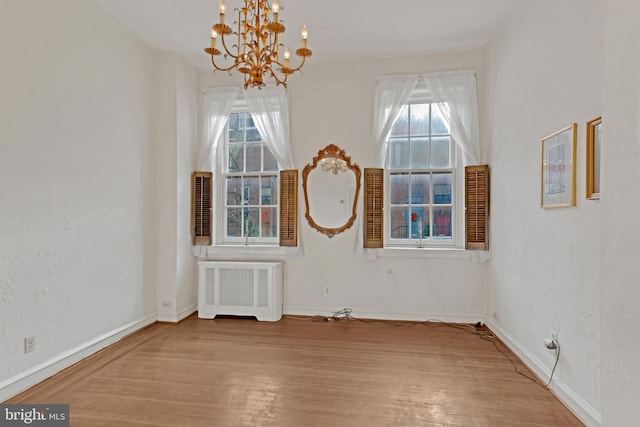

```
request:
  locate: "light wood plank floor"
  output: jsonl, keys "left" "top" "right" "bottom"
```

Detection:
{"left": 7, "top": 315, "right": 583, "bottom": 426}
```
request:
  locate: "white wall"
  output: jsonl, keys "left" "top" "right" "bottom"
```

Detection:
{"left": 600, "top": 1, "right": 640, "bottom": 425}
{"left": 198, "top": 51, "right": 488, "bottom": 322}
{"left": 0, "top": 0, "right": 156, "bottom": 396}
{"left": 485, "top": 0, "right": 604, "bottom": 424}
{"left": 155, "top": 53, "right": 199, "bottom": 322}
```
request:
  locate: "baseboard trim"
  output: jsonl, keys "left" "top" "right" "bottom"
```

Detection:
{"left": 0, "top": 313, "right": 157, "bottom": 402}
{"left": 484, "top": 319, "right": 602, "bottom": 427}
{"left": 157, "top": 304, "right": 197, "bottom": 323}
{"left": 284, "top": 306, "right": 484, "bottom": 324}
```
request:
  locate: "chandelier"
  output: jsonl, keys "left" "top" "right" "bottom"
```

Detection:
{"left": 320, "top": 157, "right": 348, "bottom": 175}
{"left": 205, "top": 0, "right": 312, "bottom": 89}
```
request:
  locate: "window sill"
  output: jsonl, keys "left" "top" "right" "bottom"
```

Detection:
{"left": 372, "top": 247, "right": 490, "bottom": 261}
{"left": 192, "top": 244, "right": 302, "bottom": 258}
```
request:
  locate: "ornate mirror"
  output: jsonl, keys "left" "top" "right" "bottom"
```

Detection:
{"left": 302, "top": 144, "right": 361, "bottom": 238}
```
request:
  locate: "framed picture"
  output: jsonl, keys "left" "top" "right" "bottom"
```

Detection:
{"left": 586, "top": 117, "right": 602, "bottom": 200}
{"left": 541, "top": 123, "right": 577, "bottom": 208}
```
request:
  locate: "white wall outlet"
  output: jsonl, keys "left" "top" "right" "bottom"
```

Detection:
{"left": 24, "top": 336, "right": 36, "bottom": 353}
{"left": 161, "top": 300, "right": 172, "bottom": 309}
{"left": 545, "top": 330, "right": 559, "bottom": 350}
{"left": 323, "top": 287, "right": 330, "bottom": 297}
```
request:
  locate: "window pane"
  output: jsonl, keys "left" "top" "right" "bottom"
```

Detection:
{"left": 433, "top": 206, "right": 452, "bottom": 238}
{"left": 389, "top": 138, "right": 409, "bottom": 169}
{"left": 261, "top": 176, "right": 277, "bottom": 205}
{"left": 411, "top": 207, "right": 430, "bottom": 239}
{"left": 390, "top": 105, "right": 408, "bottom": 137}
{"left": 228, "top": 113, "right": 244, "bottom": 142}
{"left": 411, "top": 137, "right": 429, "bottom": 169}
{"left": 261, "top": 207, "right": 277, "bottom": 238}
{"left": 410, "top": 104, "right": 429, "bottom": 136}
{"left": 245, "top": 115, "right": 261, "bottom": 141}
{"left": 263, "top": 147, "right": 277, "bottom": 172}
{"left": 431, "top": 104, "right": 450, "bottom": 135}
{"left": 244, "top": 177, "right": 260, "bottom": 205}
{"left": 389, "top": 173, "right": 409, "bottom": 204}
{"left": 246, "top": 144, "right": 261, "bottom": 172}
{"left": 431, "top": 137, "right": 451, "bottom": 168}
{"left": 411, "top": 173, "right": 430, "bottom": 204}
{"left": 226, "top": 207, "right": 242, "bottom": 237}
{"left": 228, "top": 144, "right": 243, "bottom": 172}
{"left": 390, "top": 206, "right": 409, "bottom": 239}
{"left": 226, "top": 176, "right": 242, "bottom": 205}
{"left": 433, "top": 173, "right": 452, "bottom": 204}
{"left": 244, "top": 207, "right": 259, "bottom": 237}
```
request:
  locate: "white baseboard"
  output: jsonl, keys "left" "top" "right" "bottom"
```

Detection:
{"left": 0, "top": 313, "right": 157, "bottom": 403}
{"left": 484, "top": 319, "right": 602, "bottom": 427}
{"left": 284, "top": 306, "right": 484, "bottom": 324}
{"left": 157, "top": 304, "right": 197, "bottom": 323}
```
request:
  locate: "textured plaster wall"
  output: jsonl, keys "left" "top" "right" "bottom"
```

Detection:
{"left": 198, "top": 50, "right": 489, "bottom": 322}
{"left": 154, "top": 54, "right": 199, "bottom": 322}
{"left": 600, "top": 0, "right": 640, "bottom": 425}
{"left": 0, "top": 0, "right": 156, "bottom": 383}
{"left": 485, "top": 0, "right": 604, "bottom": 422}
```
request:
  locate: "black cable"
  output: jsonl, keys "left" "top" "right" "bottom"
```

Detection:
{"left": 283, "top": 313, "right": 560, "bottom": 390}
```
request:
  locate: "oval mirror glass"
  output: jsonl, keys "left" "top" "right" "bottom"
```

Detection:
{"left": 302, "top": 145, "right": 361, "bottom": 238}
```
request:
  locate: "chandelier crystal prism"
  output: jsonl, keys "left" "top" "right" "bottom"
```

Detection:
{"left": 204, "top": 0, "right": 312, "bottom": 89}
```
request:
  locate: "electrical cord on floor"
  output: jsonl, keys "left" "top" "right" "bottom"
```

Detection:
{"left": 283, "top": 312, "right": 560, "bottom": 390}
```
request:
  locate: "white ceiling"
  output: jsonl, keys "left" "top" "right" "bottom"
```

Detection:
{"left": 90, "top": 0, "right": 523, "bottom": 71}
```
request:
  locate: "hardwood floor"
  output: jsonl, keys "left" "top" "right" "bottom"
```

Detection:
{"left": 7, "top": 315, "right": 583, "bottom": 426}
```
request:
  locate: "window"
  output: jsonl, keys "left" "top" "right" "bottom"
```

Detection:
{"left": 386, "top": 102, "right": 457, "bottom": 247}
{"left": 222, "top": 111, "right": 280, "bottom": 244}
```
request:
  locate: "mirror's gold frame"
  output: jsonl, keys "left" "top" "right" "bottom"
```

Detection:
{"left": 586, "top": 117, "right": 602, "bottom": 200}
{"left": 302, "top": 144, "right": 361, "bottom": 238}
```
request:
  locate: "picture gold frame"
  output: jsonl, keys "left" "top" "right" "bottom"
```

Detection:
{"left": 586, "top": 117, "right": 602, "bottom": 200}
{"left": 541, "top": 124, "right": 577, "bottom": 208}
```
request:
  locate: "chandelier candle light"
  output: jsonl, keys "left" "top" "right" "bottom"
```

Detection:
{"left": 205, "top": 0, "right": 312, "bottom": 88}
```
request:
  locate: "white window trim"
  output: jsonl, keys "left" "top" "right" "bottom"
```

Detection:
{"left": 213, "top": 103, "right": 280, "bottom": 247}
{"left": 383, "top": 102, "right": 464, "bottom": 249}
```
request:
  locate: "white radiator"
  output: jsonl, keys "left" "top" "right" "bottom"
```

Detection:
{"left": 198, "top": 261, "right": 283, "bottom": 321}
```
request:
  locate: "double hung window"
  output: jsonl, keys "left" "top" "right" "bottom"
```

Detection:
{"left": 222, "top": 111, "right": 280, "bottom": 244}
{"left": 387, "top": 102, "right": 457, "bottom": 247}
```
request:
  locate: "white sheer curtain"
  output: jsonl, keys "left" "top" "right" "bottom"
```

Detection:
{"left": 245, "top": 86, "right": 295, "bottom": 170}
{"left": 199, "top": 87, "right": 239, "bottom": 171}
{"left": 193, "top": 87, "right": 238, "bottom": 254}
{"left": 424, "top": 71, "right": 480, "bottom": 166}
{"left": 246, "top": 85, "right": 302, "bottom": 252}
{"left": 355, "top": 76, "right": 418, "bottom": 254}
{"left": 370, "top": 76, "right": 419, "bottom": 167}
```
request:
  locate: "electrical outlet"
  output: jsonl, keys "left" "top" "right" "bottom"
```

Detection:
{"left": 161, "top": 300, "right": 172, "bottom": 309}
{"left": 24, "top": 336, "right": 36, "bottom": 353}
{"left": 544, "top": 330, "right": 559, "bottom": 350}
{"left": 323, "top": 287, "right": 330, "bottom": 297}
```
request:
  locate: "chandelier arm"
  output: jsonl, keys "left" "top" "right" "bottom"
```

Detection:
{"left": 210, "top": 53, "right": 238, "bottom": 72}
{"left": 285, "top": 54, "right": 308, "bottom": 73}
{"left": 218, "top": 36, "right": 240, "bottom": 60}
{"left": 267, "top": 66, "right": 289, "bottom": 86}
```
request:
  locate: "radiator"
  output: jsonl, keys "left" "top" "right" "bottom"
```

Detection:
{"left": 198, "top": 261, "right": 283, "bottom": 321}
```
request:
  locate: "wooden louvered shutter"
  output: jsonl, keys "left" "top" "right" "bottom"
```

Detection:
{"left": 465, "top": 165, "right": 489, "bottom": 250}
{"left": 363, "top": 168, "right": 384, "bottom": 248}
{"left": 279, "top": 170, "right": 298, "bottom": 247}
{"left": 192, "top": 172, "right": 213, "bottom": 245}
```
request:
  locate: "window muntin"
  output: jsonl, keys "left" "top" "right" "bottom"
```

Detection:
{"left": 223, "top": 112, "right": 279, "bottom": 243}
{"left": 387, "top": 103, "right": 455, "bottom": 246}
